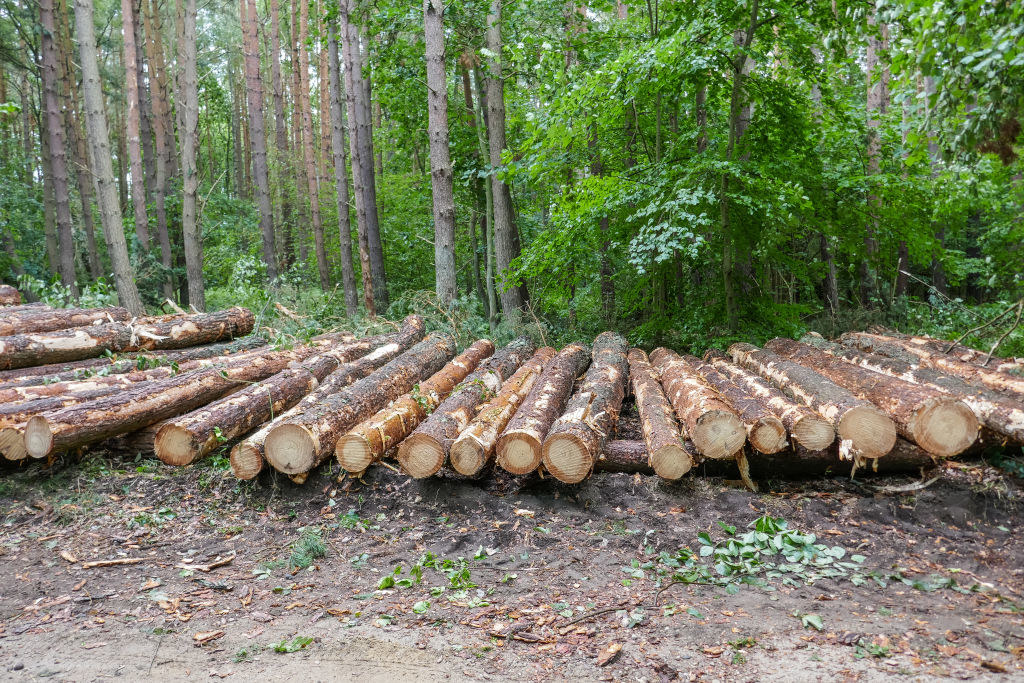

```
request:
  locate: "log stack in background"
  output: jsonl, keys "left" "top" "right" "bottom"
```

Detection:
{"left": 0, "top": 285, "right": 21, "bottom": 306}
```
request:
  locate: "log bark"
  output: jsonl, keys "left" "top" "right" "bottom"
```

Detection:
{"left": 450, "top": 346, "right": 556, "bottom": 476}
{"left": 396, "top": 338, "right": 537, "bottom": 478}
{"left": 0, "top": 308, "right": 255, "bottom": 370}
{"left": 841, "top": 332, "right": 1024, "bottom": 399}
{"left": 264, "top": 333, "right": 455, "bottom": 475}
{"left": 651, "top": 348, "right": 746, "bottom": 460}
{"left": 594, "top": 439, "right": 651, "bottom": 474}
{"left": 0, "top": 306, "right": 131, "bottom": 337}
{"left": 626, "top": 348, "right": 693, "bottom": 480}
{"left": 765, "top": 338, "right": 978, "bottom": 457}
{"left": 799, "top": 334, "right": 1024, "bottom": 445}
{"left": 542, "top": 333, "right": 629, "bottom": 484}
{"left": 22, "top": 347, "right": 318, "bottom": 458}
{"left": 893, "top": 333, "right": 1024, "bottom": 374}
{"left": 704, "top": 349, "right": 835, "bottom": 451}
{"left": 729, "top": 342, "right": 896, "bottom": 459}
{"left": 339, "top": 339, "right": 496, "bottom": 475}
{"left": 0, "top": 387, "right": 127, "bottom": 428}
{"left": 0, "top": 285, "right": 21, "bottom": 306}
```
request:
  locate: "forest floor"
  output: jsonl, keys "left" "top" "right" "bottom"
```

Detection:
{"left": 1, "top": 430, "right": 1023, "bottom": 681}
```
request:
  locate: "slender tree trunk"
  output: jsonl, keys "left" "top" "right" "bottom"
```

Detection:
{"left": 39, "top": 0, "right": 78, "bottom": 296}
{"left": 268, "top": 0, "right": 293, "bottom": 271}
{"left": 39, "top": 112, "right": 60, "bottom": 277}
{"left": 122, "top": 0, "right": 150, "bottom": 252}
{"left": 327, "top": 16, "right": 359, "bottom": 315}
{"left": 73, "top": 0, "right": 145, "bottom": 315}
{"left": 229, "top": 70, "right": 244, "bottom": 197}
{"left": 318, "top": 35, "right": 332, "bottom": 182}
{"left": 134, "top": 0, "right": 157, "bottom": 202}
{"left": 589, "top": 131, "right": 614, "bottom": 327}
{"left": 863, "top": 4, "right": 889, "bottom": 307}
{"left": 459, "top": 60, "right": 490, "bottom": 323}
{"left": 296, "top": 0, "right": 329, "bottom": 290}
{"left": 289, "top": 5, "right": 310, "bottom": 265}
{"left": 470, "top": 65, "right": 497, "bottom": 333}
{"left": 178, "top": 0, "right": 204, "bottom": 310}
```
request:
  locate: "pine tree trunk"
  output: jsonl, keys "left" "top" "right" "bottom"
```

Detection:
{"left": 862, "top": 5, "right": 889, "bottom": 306}
{"left": 297, "top": 0, "right": 329, "bottom": 290}
{"left": 470, "top": 66, "right": 498, "bottom": 332}
{"left": 122, "top": 0, "right": 150, "bottom": 252}
{"left": 327, "top": 18, "right": 358, "bottom": 315}
{"left": 177, "top": 0, "right": 204, "bottom": 309}
{"left": 38, "top": 112, "right": 60, "bottom": 278}
{"left": 627, "top": 348, "right": 693, "bottom": 479}
{"left": 286, "top": 16, "right": 311, "bottom": 265}
{"left": 267, "top": 0, "right": 292, "bottom": 271}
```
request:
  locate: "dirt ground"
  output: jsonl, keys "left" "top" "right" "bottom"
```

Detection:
{"left": 1, "top": 435, "right": 1022, "bottom": 682}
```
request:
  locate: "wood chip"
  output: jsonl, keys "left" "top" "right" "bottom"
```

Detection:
{"left": 82, "top": 557, "right": 145, "bottom": 569}
{"left": 176, "top": 553, "right": 235, "bottom": 573}
{"left": 597, "top": 642, "right": 622, "bottom": 666}
{"left": 60, "top": 550, "right": 78, "bottom": 564}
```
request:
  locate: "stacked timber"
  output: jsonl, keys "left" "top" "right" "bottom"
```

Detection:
{"left": 0, "top": 285, "right": 20, "bottom": 306}
{"left": 0, "top": 306, "right": 130, "bottom": 336}
{"left": 626, "top": 349, "right": 694, "bottom": 479}
{"left": 868, "top": 329, "right": 1024, "bottom": 374}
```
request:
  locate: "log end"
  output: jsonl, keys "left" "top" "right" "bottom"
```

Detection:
{"left": 650, "top": 444, "right": 693, "bottom": 480}
{"left": 23, "top": 416, "right": 54, "bottom": 459}
{"left": 496, "top": 431, "right": 542, "bottom": 475}
{"left": 748, "top": 417, "right": 788, "bottom": 455}
{"left": 791, "top": 414, "right": 835, "bottom": 451}
{"left": 541, "top": 432, "right": 592, "bottom": 484}
{"left": 397, "top": 433, "right": 445, "bottom": 479}
{"left": 264, "top": 423, "right": 317, "bottom": 475}
{"left": 910, "top": 398, "right": 979, "bottom": 458}
{"left": 230, "top": 442, "right": 264, "bottom": 480}
{"left": 0, "top": 426, "right": 27, "bottom": 461}
{"left": 837, "top": 405, "right": 897, "bottom": 459}
{"left": 450, "top": 437, "right": 486, "bottom": 477}
{"left": 691, "top": 411, "right": 746, "bottom": 459}
{"left": 154, "top": 424, "right": 199, "bottom": 466}
{"left": 336, "top": 434, "right": 374, "bottom": 473}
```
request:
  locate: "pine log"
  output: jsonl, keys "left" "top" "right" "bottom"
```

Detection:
{"left": 840, "top": 332, "right": 1024, "bottom": 399}
{"left": 675, "top": 353, "right": 787, "bottom": 455}
{"left": 541, "top": 333, "right": 630, "bottom": 484}
{"left": 729, "top": 342, "right": 896, "bottom": 459}
{"left": 264, "top": 333, "right": 456, "bottom": 475}
{"left": 0, "top": 386, "right": 126, "bottom": 428}
{"left": 0, "top": 306, "right": 130, "bottom": 336}
{"left": 0, "top": 423, "right": 27, "bottom": 460}
{"left": 339, "top": 339, "right": 497, "bottom": 475}
{"left": 22, "top": 345, "right": 314, "bottom": 458}
{"left": 449, "top": 346, "right": 557, "bottom": 476}
{"left": 594, "top": 439, "right": 651, "bottom": 474}
{"left": 765, "top": 338, "right": 978, "bottom": 457}
{"left": 704, "top": 350, "right": 835, "bottom": 451}
{"left": 870, "top": 329, "right": 1024, "bottom": 374}
{"left": 626, "top": 348, "right": 693, "bottom": 480}
{"left": 0, "top": 285, "right": 21, "bottom": 306}
{"left": 799, "top": 333, "right": 1024, "bottom": 444}
{"left": 651, "top": 348, "right": 746, "bottom": 460}
{"left": 496, "top": 343, "right": 591, "bottom": 474}
{"left": 0, "top": 307, "right": 255, "bottom": 370}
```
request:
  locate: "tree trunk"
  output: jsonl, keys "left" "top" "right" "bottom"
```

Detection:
{"left": 470, "top": 66, "right": 498, "bottom": 332}
{"left": 541, "top": 333, "right": 629, "bottom": 484}
{"left": 297, "top": 0, "right": 329, "bottom": 290}
{"left": 485, "top": 0, "right": 525, "bottom": 322}
{"left": 862, "top": 5, "right": 889, "bottom": 306}
{"left": 819, "top": 233, "right": 840, "bottom": 315}
{"left": 450, "top": 345, "right": 555, "bottom": 476}
{"left": 496, "top": 342, "right": 590, "bottom": 474}
{"left": 651, "top": 347, "right": 746, "bottom": 460}
{"left": 178, "top": 0, "right": 205, "bottom": 310}
{"left": 327, "top": 17, "right": 358, "bottom": 315}
{"left": 0, "top": 307, "right": 254, "bottom": 370}
{"left": 340, "top": 339, "right": 496, "bottom": 475}
{"left": 267, "top": 0, "right": 292, "bottom": 271}
{"left": 133, "top": 0, "right": 157, "bottom": 204}
{"left": 0, "top": 286, "right": 22, "bottom": 307}
{"left": 263, "top": 333, "right": 455, "bottom": 475}
{"left": 728, "top": 342, "right": 896, "bottom": 459}
{"left": 122, "top": 0, "right": 150, "bottom": 251}
{"left": 703, "top": 349, "right": 834, "bottom": 451}
{"left": 626, "top": 348, "right": 693, "bottom": 479}
{"left": 392, "top": 338, "right": 535, "bottom": 478}
{"left": 0, "top": 306, "right": 130, "bottom": 337}
{"left": 423, "top": 0, "right": 457, "bottom": 306}
{"left": 38, "top": 112, "right": 60, "bottom": 278}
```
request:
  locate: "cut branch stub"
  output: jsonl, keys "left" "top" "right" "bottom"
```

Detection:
{"left": 626, "top": 348, "right": 692, "bottom": 480}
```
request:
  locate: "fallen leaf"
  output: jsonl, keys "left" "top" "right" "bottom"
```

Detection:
{"left": 597, "top": 642, "right": 622, "bottom": 666}
{"left": 193, "top": 630, "right": 225, "bottom": 646}
{"left": 60, "top": 550, "right": 78, "bottom": 564}
{"left": 703, "top": 646, "right": 724, "bottom": 657}
{"left": 514, "top": 508, "right": 535, "bottom": 518}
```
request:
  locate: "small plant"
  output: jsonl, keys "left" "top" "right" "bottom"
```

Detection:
{"left": 288, "top": 527, "right": 327, "bottom": 569}
{"left": 272, "top": 636, "right": 314, "bottom": 653}
{"left": 854, "top": 640, "right": 892, "bottom": 659}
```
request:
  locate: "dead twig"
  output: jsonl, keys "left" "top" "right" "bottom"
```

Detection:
{"left": 982, "top": 299, "right": 1023, "bottom": 366}
{"left": 557, "top": 603, "right": 629, "bottom": 632}
{"left": 82, "top": 557, "right": 145, "bottom": 569}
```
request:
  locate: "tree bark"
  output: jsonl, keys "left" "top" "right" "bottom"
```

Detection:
{"left": 178, "top": 0, "right": 205, "bottom": 310}
{"left": 264, "top": 333, "right": 455, "bottom": 475}
{"left": 728, "top": 342, "right": 896, "bottom": 459}
{"left": 651, "top": 348, "right": 746, "bottom": 460}
{"left": 267, "top": 0, "right": 292, "bottom": 271}
{"left": 497, "top": 343, "right": 590, "bottom": 474}
{"left": 471, "top": 66, "right": 498, "bottom": 332}
{"left": 0, "top": 306, "right": 131, "bottom": 337}
{"left": 0, "top": 307, "right": 255, "bottom": 369}
{"left": 327, "top": 17, "right": 358, "bottom": 315}
{"left": 0, "top": 286, "right": 21, "bottom": 306}
{"left": 340, "top": 339, "right": 496, "bottom": 475}
{"left": 392, "top": 338, "right": 535, "bottom": 478}
{"left": 450, "top": 345, "right": 555, "bottom": 476}
{"left": 626, "top": 348, "right": 693, "bottom": 480}
{"left": 297, "top": 0, "right": 329, "bottom": 290}
{"left": 121, "top": 0, "right": 150, "bottom": 251}
{"left": 703, "top": 349, "right": 834, "bottom": 451}
{"left": 871, "top": 331, "right": 1024, "bottom": 373}
{"left": 38, "top": 111, "right": 60, "bottom": 279}
{"left": 541, "top": 333, "right": 629, "bottom": 484}
{"left": 862, "top": 5, "right": 889, "bottom": 306}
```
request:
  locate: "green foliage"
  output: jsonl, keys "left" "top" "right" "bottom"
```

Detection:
{"left": 287, "top": 527, "right": 327, "bottom": 569}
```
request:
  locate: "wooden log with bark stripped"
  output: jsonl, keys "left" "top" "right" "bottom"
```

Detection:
{"left": 541, "top": 333, "right": 630, "bottom": 484}
{"left": 263, "top": 333, "right": 456, "bottom": 476}
{"left": 449, "top": 346, "right": 557, "bottom": 477}
{"left": 338, "top": 339, "right": 497, "bottom": 475}
{"left": 0, "top": 306, "right": 131, "bottom": 337}
{"left": 651, "top": 348, "right": 746, "bottom": 460}
{"left": 729, "top": 342, "right": 896, "bottom": 460}
{"left": 870, "top": 329, "right": 1024, "bottom": 374}
{"left": 0, "top": 285, "right": 21, "bottom": 306}
{"left": 496, "top": 343, "right": 591, "bottom": 474}
{"left": 626, "top": 348, "right": 693, "bottom": 479}
{"left": 765, "top": 338, "right": 978, "bottom": 457}
{"left": 0, "top": 307, "right": 255, "bottom": 370}
{"left": 395, "top": 338, "right": 537, "bottom": 478}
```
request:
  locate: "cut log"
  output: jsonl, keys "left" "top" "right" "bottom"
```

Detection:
{"left": 650, "top": 348, "right": 746, "bottom": 460}
{"left": 541, "top": 333, "right": 630, "bottom": 484}
{"left": 729, "top": 342, "right": 896, "bottom": 460}
{"left": 593, "top": 439, "right": 652, "bottom": 474}
{"left": 765, "top": 338, "right": 978, "bottom": 458}
{"left": 449, "top": 346, "right": 557, "bottom": 476}
{"left": 395, "top": 338, "right": 537, "bottom": 478}
{"left": 0, "top": 285, "right": 21, "bottom": 306}
{"left": 0, "top": 306, "right": 131, "bottom": 336}
{"left": 0, "top": 307, "right": 255, "bottom": 370}
{"left": 339, "top": 339, "right": 497, "bottom": 475}
{"left": 0, "top": 386, "right": 127, "bottom": 427}
{"left": 799, "top": 333, "right": 1024, "bottom": 444}
{"left": 0, "top": 423, "right": 27, "bottom": 460}
{"left": 870, "top": 329, "right": 1024, "bottom": 374}
{"left": 263, "top": 333, "right": 456, "bottom": 475}
{"left": 22, "top": 346, "right": 315, "bottom": 458}
{"left": 703, "top": 349, "right": 835, "bottom": 451}
{"left": 626, "top": 348, "right": 693, "bottom": 480}
{"left": 496, "top": 343, "right": 591, "bottom": 475}
{"left": 840, "top": 332, "right": 1024, "bottom": 400}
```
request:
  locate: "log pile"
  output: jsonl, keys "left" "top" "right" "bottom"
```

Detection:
{"left": 0, "top": 284, "right": 21, "bottom": 306}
